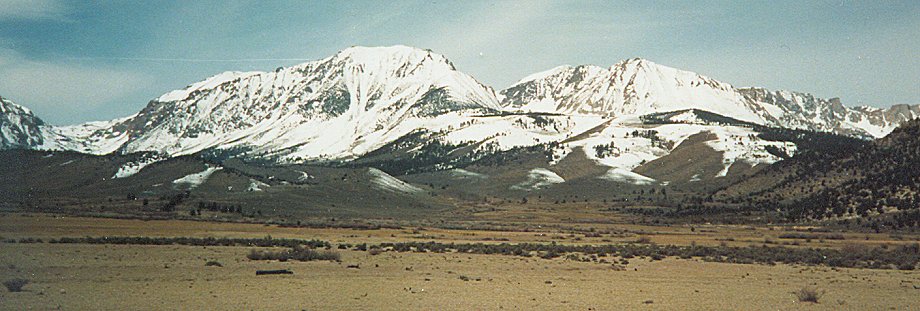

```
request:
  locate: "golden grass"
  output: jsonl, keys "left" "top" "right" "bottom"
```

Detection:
{"left": 1, "top": 213, "right": 919, "bottom": 309}
{"left": 2, "top": 243, "right": 918, "bottom": 310}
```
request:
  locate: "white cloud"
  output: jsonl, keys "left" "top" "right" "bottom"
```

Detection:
{"left": 0, "top": 0, "right": 68, "bottom": 20}
{"left": 0, "top": 48, "right": 149, "bottom": 124}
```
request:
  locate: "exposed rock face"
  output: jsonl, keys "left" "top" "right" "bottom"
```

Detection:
{"left": 0, "top": 96, "right": 46, "bottom": 149}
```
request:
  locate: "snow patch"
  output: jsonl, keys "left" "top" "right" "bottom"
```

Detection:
{"left": 173, "top": 167, "right": 222, "bottom": 189}
{"left": 511, "top": 168, "right": 565, "bottom": 191}
{"left": 598, "top": 168, "right": 656, "bottom": 185}
{"left": 368, "top": 168, "right": 423, "bottom": 194}
{"left": 449, "top": 168, "right": 487, "bottom": 179}
{"left": 112, "top": 156, "right": 163, "bottom": 179}
{"left": 516, "top": 98, "right": 560, "bottom": 113}
{"left": 701, "top": 126, "right": 796, "bottom": 178}
{"left": 248, "top": 179, "right": 270, "bottom": 192}
{"left": 296, "top": 170, "right": 314, "bottom": 182}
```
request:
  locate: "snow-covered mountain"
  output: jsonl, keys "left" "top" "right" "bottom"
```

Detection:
{"left": 1, "top": 46, "right": 917, "bottom": 188}
{"left": 0, "top": 96, "right": 47, "bottom": 149}
{"left": 737, "top": 88, "right": 920, "bottom": 138}
{"left": 43, "top": 46, "right": 503, "bottom": 160}
{"left": 500, "top": 59, "right": 767, "bottom": 123}
{"left": 501, "top": 58, "right": 918, "bottom": 139}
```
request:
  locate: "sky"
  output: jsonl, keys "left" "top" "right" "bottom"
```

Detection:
{"left": 0, "top": 0, "right": 917, "bottom": 125}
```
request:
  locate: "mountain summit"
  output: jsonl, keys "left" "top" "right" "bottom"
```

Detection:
{"left": 500, "top": 58, "right": 763, "bottom": 122}
{"left": 35, "top": 46, "right": 502, "bottom": 160}
{"left": 501, "top": 58, "right": 918, "bottom": 138}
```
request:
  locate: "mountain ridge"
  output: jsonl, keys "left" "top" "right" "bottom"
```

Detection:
{"left": 1, "top": 45, "right": 916, "bottom": 178}
{"left": 500, "top": 58, "right": 918, "bottom": 139}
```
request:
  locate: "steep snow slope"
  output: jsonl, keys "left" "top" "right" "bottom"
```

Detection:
{"left": 501, "top": 59, "right": 918, "bottom": 139}
{"left": 0, "top": 96, "right": 47, "bottom": 149}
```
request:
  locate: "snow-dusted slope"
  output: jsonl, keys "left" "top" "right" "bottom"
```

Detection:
{"left": 501, "top": 58, "right": 918, "bottom": 139}
{"left": 173, "top": 166, "right": 222, "bottom": 189}
{"left": 511, "top": 168, "right": 565, "bottom": 190}
{"left": 0, "top": 96, "right": 47, "bottom": 149}
{"left": 368, "top": 167, "right": 424, "bottom": 194}
{"left": 544, "top": 115, "right": 797, "bottom": 184}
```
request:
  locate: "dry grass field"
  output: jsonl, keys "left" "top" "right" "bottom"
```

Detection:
{"left": 1, "top": 214, "right": 920, "bottom": 310}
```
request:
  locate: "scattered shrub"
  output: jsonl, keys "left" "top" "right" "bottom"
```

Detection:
{"left": 204, "top": 261, "right": 223, "bottom": 267}
{"left": 794, "top": 286, "right": 822, "bottom": 303}
{"left": 49, "top": 236, "right": 330, "bottom": 249}
{"left": 247, "top": 246, "right": 340, "bottom": 262}
{"left": 3, "top": 279, "right": 29, "bottom": 292}
{"left": 779, "top": 233, "right": 845, "bottom": 240}
{"left": 256, "top": 269, "right": 293, "bottom": 275}
{"left": 374, "top": 241, "right": 920, "bottom": 270}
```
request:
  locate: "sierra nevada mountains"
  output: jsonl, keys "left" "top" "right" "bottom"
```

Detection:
{"left": 1, "top": 45, "right": 917, "bottom": 186}
{"left": 37, "top": 46, "right": 502, "bottom": 160}
{"left": 500, "top": 58, "right": 919, "bottom": 139}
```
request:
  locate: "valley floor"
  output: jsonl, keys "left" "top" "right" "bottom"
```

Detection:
{"left": 1, "top": 214, "right": 919, "bottom": 310}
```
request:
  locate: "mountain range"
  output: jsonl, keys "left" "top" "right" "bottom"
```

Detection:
{"left": 2, "top": 45, "right": 918, "bottom": 189}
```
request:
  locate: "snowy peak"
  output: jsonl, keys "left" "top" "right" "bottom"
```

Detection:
{"left": 501, "top": 58, "right": 764, "bottom": 124}
{"left": 95, "top": 45, "right": 502, "bottom": 159}
{"left": 500, "top": 64, "right": 605, "bottom": 113}
{"left": 502, "top": 58, "right": 917, "bottom": 138}
{"left": 317, "top": 45, "right": 502, "bottom": 111}
{"left": 609, "top": 58, "right": 735, "bottom": 94}
{"left": 332, "top": 45, "right": 458, "bottom": 72}
{"left": 0, "top": 96, "right": 46, "bottom": 149}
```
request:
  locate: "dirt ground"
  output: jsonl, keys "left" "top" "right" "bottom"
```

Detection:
{"left": 1, "top": 214, "right": 919, "bottom": 310}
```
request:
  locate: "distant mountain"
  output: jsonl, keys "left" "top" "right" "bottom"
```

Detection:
{"left": 500, "top": 58, "right": 918, "bottom": 139}
{"left": 39, "top": 45, "right": 502, "bottom": 161}
{"left": 500, "top": 59, "right": 764, "bottom": 122}
{"left": 738, "top": 88, "right": 919, "bottom": 138}
{"left": 1, "top": 46, "right": 916, "bottom": 192}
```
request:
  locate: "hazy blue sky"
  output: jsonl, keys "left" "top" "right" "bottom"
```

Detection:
{"left": 0, "top": 0, "right": 917, "bottom": 125}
